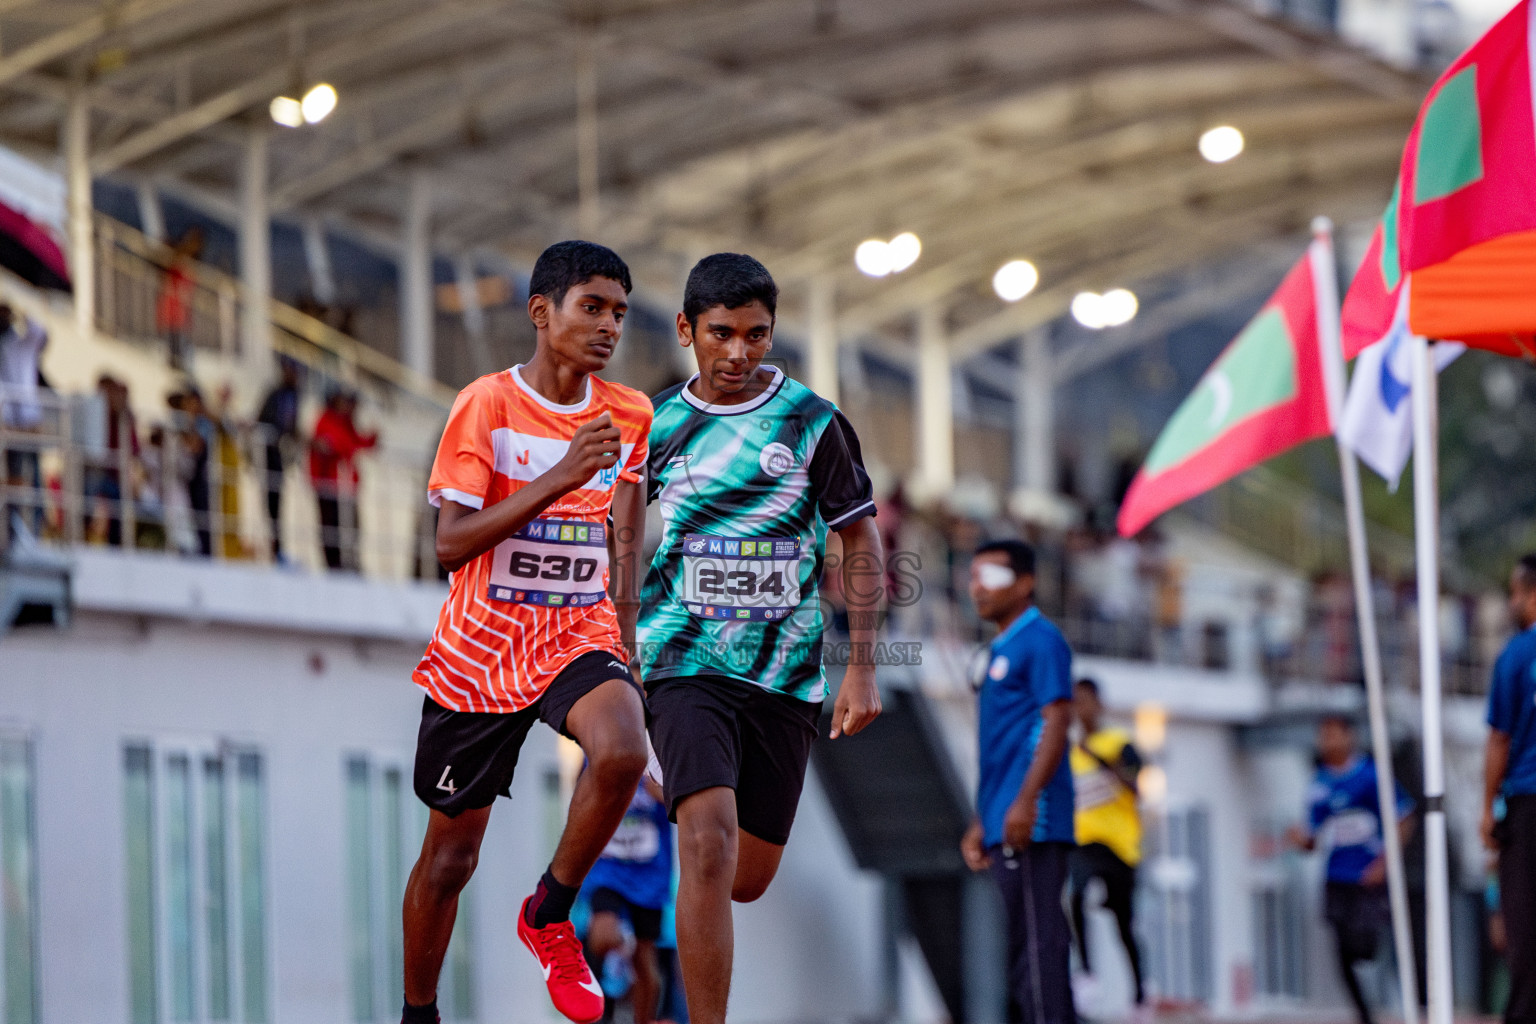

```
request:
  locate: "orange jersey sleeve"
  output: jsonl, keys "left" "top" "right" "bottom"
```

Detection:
{"left": 428, "top": 381, "right": 495, "bottom": 511}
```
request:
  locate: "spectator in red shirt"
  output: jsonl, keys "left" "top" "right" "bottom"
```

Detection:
{"left": 309, "top": 388, "right": 376, "bottom": 571}
{"left": 157, "top": 226, "right": 203, "bottom": 371}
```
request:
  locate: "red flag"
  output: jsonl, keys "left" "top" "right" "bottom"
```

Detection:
{"left": 1400, "top": 0, "right": 1536, "bottom": 273}
{"left": 1341, "top": 215, "right": 1402, "bottom": 360}
{"left": 1396, "top": 0, "right": 1536, "bottom": 349}
{"left": 1117, "top": 247, "right": 1333, "bottom": 537}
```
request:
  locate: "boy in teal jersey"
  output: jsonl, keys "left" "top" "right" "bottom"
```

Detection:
{"left": 638, "top": 253, "right": 884, "bottom": 1024}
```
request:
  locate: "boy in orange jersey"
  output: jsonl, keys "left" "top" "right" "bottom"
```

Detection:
{"left": 402, "top": 241, "right": 653, "bottom": 1024}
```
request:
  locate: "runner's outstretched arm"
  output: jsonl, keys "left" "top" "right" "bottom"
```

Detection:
{"left": 830, "top": 514, "right": 883, "bottom": 738}
{"left": 435, "top": 413, "right": 620, "bottom": 572}
{"left": 610, "top": 475, "right": 645, "bottom": 660}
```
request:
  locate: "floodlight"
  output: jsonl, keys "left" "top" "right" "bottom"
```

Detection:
{"left": 855, "top": 239, "right": 893, "bottom": 277}
{"left": 1100, "top": 288, "right": 1138, "bottom": 327}
{"left": 301, "top": 83, "right": 338, "bottom": 124}
{"left": 269, "top": 96, "right": 304, "bottom": 128}
{"left": 1199, "top": 125, "right": 1244, "bottom": 163}
{"left": 1071, "top": 291, "right": 1107, "bottom": 329}
{"left": 887, "top": 232, "right": 921, "bottom": 272}
{"left": 992, "top": 260, "right": 1039, "bottom": 302}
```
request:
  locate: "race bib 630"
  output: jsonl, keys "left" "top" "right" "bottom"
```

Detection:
{"left": 487, "top": 517, "right": 608, "bottom": 608}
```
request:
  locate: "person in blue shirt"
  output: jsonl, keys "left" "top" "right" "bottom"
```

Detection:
{"left": 1483, "top": 553, "right": 1536, "bottom": 1024}
{"left": 1286, "top": 715, "right": 1413, "bottom": 1024}
{"left": 961, "top": 539, "right": 1075, "bottom": 1024}
{"left": 581, "top": 777, "right": 673, "bottom": 1024}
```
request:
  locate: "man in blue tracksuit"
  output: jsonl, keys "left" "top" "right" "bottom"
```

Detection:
{"left": 581, "top": 778, "right": 672, "bottom": 1024}
{"left": 962, "top": 539, "right": 1076, "bottom": 1024}
{"left": 1288, "top": 716, "right": 1413, "bottom": 1024}
{"left": 1484, "top": 553, "right": 1536, "bottom": 1024}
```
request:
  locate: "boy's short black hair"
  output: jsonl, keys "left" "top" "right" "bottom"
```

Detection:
{"left": 1319, "top": 713, "right": 1356, "bottom": 732}
{"left": 1516, "top": 553, "right": 1536, "bottom": 586}
{"left": 974, "top": 539, "right": 1036, "bottom": 578}
{"left": 682, "top": 253, "right": 778, "bottom": 328}
{"left": 1075, "top": 677, "right": 1101, "bottom": 696}
{"left": 529, "top": 240, "right": 632, "bottom": 308}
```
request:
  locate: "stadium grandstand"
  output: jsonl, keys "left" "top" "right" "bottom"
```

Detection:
{"left": 0, "top": 1, "right": 1523, "bottom": 1023}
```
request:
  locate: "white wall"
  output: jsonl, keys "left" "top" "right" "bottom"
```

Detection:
{"left": 5, "top": 608, "right": 431, "bottom": 1023}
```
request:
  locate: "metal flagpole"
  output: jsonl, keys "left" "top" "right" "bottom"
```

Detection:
{"left": 1311, "top": 219, "right": 1420, "bottom": 1024}
{"left": 1410, "top": 332, "right": 1455, "bottom": 1024}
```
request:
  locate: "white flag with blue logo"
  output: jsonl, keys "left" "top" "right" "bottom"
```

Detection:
{"left": 1338, "top": 291, "right": 1462, "bottom": 491}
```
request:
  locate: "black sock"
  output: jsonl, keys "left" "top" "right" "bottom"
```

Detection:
{"left": 401, "top": 998, "right": 439, "bottom": 1024}
{"left": 526, "top": 866, "right": 580, "bottom": 929}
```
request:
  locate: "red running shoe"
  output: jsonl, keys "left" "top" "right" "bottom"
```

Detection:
{"left": 517, "top": 896, "right": 604, "bottom": 1024}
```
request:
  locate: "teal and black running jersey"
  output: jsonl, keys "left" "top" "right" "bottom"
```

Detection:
{"left": 637, "top": 366, "right": 876, "bottom": 702}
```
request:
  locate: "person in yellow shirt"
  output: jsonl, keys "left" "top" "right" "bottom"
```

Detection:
{"left": 1068, "top": 677, "right": 1147, "bottom": 1013}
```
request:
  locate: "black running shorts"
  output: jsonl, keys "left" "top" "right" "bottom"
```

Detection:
{"left": 413, "top": 650, "right": 638, "bottom": 817}
{"left": 646, "top": 674, "right": 821, "bottom": 846}
{"left": 588, "top": 886, "right": 664, "bottom": 942}
{"left": 1324, "top": 881, "right": 1388, "bottom": 960}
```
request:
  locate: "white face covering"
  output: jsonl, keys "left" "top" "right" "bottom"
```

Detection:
{"left": 975, "top": 562, "right": 1017, "bottom": 591}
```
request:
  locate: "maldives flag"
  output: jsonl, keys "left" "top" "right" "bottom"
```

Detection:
{"left": 1117, "top": 246, "right": 1332, "bottom": 538}
{"left": 1340, "top": 206, "right": 1403, "bottom": 360}
{"left": 1397, "top": 0, "right": 1536, "bottom": 351}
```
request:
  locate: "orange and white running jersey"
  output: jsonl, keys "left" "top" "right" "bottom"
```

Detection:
{"left": 412, "top": 365, "right": 652, "bottom": 713}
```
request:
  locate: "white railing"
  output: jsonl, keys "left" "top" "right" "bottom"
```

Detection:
{"left": 2, "top": 391, "right": 440, "bottom": 582}
{"left": 92, "top": 216, "right": 456, "bottom": 415}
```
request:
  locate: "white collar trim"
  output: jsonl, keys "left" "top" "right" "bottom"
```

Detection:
{"left": 680, "top": 366, "right": 784, "bottom": 415}
{"left": 510, "top": 364, "right": 592, "bottom": 413}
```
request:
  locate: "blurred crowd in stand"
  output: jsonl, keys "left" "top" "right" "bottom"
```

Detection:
{"left": 857, "top": 484, "right": 1507, "bottom": 696}
{"left": 0, "top": 304, "right": 380, "bottom": 572}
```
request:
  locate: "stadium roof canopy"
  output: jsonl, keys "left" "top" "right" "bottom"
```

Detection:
{"left": 0, "top": 0, "right": 1423, "bottom": 356}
